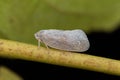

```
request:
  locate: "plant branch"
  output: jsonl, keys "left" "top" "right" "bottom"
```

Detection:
{"left": 0, "top": 39, "right": 120, "bottom": 76}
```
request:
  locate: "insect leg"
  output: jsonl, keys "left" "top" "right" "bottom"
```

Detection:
{"left": 43, "top": 42, "right": 50, "bottom": 54}
{"left": 38, "top": 40, "right": 41, "bottom": 48}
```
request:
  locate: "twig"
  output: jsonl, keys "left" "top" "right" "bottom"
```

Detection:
{"left": 0, "top": 39, "right": 120, "bottom": 76}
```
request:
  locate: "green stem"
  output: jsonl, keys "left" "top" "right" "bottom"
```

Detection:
{"left": 0, "top": 39, "right": 120, "bottom": 76}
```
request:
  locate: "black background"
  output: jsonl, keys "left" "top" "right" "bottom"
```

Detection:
{"left": 0, "top": 27, "right": 120, "bottom": 80}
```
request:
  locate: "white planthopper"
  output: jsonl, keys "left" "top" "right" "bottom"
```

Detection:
{"left": 34, "top": 29, "right": 90, "bottom": 52}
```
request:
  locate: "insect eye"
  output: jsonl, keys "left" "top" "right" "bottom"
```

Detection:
{"left": 34, "top": 33, "right": 39, "bottom": 39}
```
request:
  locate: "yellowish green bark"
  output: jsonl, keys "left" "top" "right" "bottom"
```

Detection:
{"left": 0, "top": 39, "right": 120, "bottom": 76}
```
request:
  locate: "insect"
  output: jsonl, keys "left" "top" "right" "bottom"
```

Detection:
{"left": 34, "top": 29, "right": 90, "bottom": 52}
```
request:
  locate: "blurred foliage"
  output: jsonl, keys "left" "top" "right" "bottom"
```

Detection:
{"left": 0, "top": 0, "right": 120, "bottom": 44}
{"left": 0, "top": 66, "right": 23, "bottom": 80}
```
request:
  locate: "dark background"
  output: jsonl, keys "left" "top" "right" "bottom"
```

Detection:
{"left": 0, "top": 27, "right": 120, "bottom": 80}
